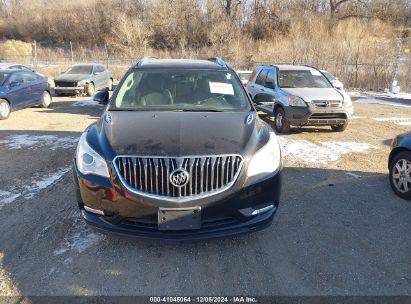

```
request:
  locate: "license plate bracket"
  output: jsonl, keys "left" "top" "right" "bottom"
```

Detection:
{"left": 158, "top": 207, "right": 201, "bottom": 231}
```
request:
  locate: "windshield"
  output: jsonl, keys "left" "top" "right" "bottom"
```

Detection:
{"left": 0, "top": 72, "right": 10, "bottom": 86}
{"left": 278, "top": 70, "right": 332, "bottom": 88}
{"left": 238, "top": 72, "right": 251, "bottom": 81}
{"left": 112, "top": 69, "right": 250, "bottom": 111}
{"left": 65, "top": 65, "right": 92, "bottom": 75}
{"left": 322, "top": 71, "right": 336, "bottom": 81}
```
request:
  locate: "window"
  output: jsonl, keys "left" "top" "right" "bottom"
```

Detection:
{"left": 255, "top": 69, "right": 268, "bottom": 85}
{"left": 278, "top": 70, "right": 332, "bottom": 88}
{"left": 8, "top": 72, "right": 24, "bottom": 84}
{"left": 113, "top": 69, "right": 250, "bottom": 112}
{"left": 66, "top": 65, "right": 93, "bottom": 75}
{"left": 22, "top": 72, "right": 38, "bottom": 83}
{"left": 265, "top": 70, "right": 276, "bottom": 88}
{"left": 0, "top": 72, "right": 10, "bottom": 85}
{"left": 94, "top": 65, "right": 105, "bottom": 73}
{"left": 249, "top": 69, "right": 257, "bottom": 82}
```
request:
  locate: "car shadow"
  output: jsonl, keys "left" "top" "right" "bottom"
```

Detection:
{"left": 0, "top": 161, "right": 410, "bottom": 295}
{"left": 32, "top": 96, "right": 104, "bottom": 119}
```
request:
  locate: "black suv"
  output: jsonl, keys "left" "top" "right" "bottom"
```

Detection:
{"left": 73, "top": 58, "right": 282, "bottom": 240}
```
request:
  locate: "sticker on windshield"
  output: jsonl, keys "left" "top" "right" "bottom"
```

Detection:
{"left": 209, "top": 82, "right": 234, "bottom": 95}
{"left": 310, "top": 69, "right": 322, "bottom": 76}
{"left": 226, "top": 73, "right": 232, "bottom": 79}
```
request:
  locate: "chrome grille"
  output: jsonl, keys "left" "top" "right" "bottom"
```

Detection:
{"left": 312, "top": 100, "right": 342, "bottom": 108}
{"left": 114, "top": 155, "right": 243, "bottom": 200}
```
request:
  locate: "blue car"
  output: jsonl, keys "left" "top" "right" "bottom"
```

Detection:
{"left": 0, "top": 69, "right": 52, "bottom": 120}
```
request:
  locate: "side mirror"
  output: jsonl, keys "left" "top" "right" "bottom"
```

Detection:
{"left": 264, "top": 81, "right": 275, "bottom": 89}
{"left": 253, "top": 93, "right": 275, "bottom": 104}
{"left": 93, "top": 90, "right": 109, "bottom": 104}
{"left": 9, "top": 81, "right": 20, "bottom": 88}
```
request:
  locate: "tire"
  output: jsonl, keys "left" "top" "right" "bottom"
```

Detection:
{"left": 40, "top": 91, "right": 52, "bottom": 108}
{"left": 331, "top": 121, "right": 348, "bottom": 132}
{"left": 108, "top": 78, "right": 113, "bottom": 91}
{"left": 389, "top": 151, "right": 411, "bottom": 200}
{"left": 274, "top": 107, "right": 290, "bottom": 134}
{"left": 0, "top": 99, "right": 11, "bottom": 120}
{"left": 86, "top": 82, "right": 95, "bottom": 97}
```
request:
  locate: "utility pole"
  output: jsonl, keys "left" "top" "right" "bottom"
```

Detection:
{"left": 69, "top": 41, "right": 74, "bottom": 64}
{"left": 33, "top": 40, "right": 37, "bottom": 67}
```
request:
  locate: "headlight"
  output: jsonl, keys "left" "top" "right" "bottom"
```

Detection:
{"left": 289, "top": 95, "right": 307, "bottom": 107}
{"left": 343, "top": 95, "right": 352, "bottom": 107}
{"left": 76, "top": 132, "right": 109, "bottom": 178}
{"left": 245, "top": 132, "right": 281, "bottom": 186}
{"left": 78, "top": 80, "right": 87, "bottom": 86}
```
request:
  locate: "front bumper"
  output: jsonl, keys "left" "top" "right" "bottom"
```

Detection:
{"left": 285, "top": 105, "right": 353, "bottom": 126}
{"left": 55, "top": 86, "right": 85, "bottom": 94}
{"left": 73, "top": 162, "right": 281, "bottom": 241}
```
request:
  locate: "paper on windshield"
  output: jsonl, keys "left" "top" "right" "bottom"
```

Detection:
{"left": 209, "top": 82, "right": 234, "bottom": 95}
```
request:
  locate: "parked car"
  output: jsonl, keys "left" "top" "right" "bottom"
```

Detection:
{"left": 388, "top": 133, "right": 411, "bottom": 200}
{"left": 237, "top": 70, "right": 252, "bottom": 87}
{"left": 0, "top": 69, "right": 52, "bottom": 120}
{"left": 73, "top": 57, "right": 282, "bottom": 240}
{"left": 248, "top": 65, "right": 354, "bottom": 133}
{"left": 54, "top": 64, "right": 113, "bottom": 96}
{"left": 0, "top": 62, "right": 55, "bottom": 89}
{"left": 321, "top": 70, "right": 344, "bottom": 90}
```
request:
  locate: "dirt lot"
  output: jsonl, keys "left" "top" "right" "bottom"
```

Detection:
{"left": 0, "top": 95, "right": 410, "bottom": 297}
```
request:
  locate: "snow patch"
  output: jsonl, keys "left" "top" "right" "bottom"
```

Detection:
{"left": 0, "top": 167, "right": 70, "bottom": 207}
{"left": 54, "top": 220, "right": 103, "bottom": 256}
{"left": 354, "top": 97, "right": 411, "bottom": 108}
{"left": 0, "top": 135, "right": 78, "bottom": 150}
{"left": 0, "top": 190, "right": 21, "bottom": 210}
{"left": 23, "top": 167, "right": 71, "bottom": 199}
{"left": 373, "top": 117, "right": 411, "bottom": 126}
{"left": 72, "top": 99, "right": 102, "bottom": 107}
{"left": 278, "top": 137, "right": 376, "bottom": 164}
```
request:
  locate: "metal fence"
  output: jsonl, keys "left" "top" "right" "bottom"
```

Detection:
{"left": 2, "top": 53, "right": 411, "bottom": 92}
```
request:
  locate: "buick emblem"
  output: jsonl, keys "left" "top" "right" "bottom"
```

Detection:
{"left": 170, "top": 169, "right": 190, "bottom": 188}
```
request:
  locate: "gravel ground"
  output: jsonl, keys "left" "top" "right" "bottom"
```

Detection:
{"left": 0, "top": 95, "right": 410, "bottom": 297}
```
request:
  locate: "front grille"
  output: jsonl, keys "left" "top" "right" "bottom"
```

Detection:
{"left": 310, "top": 113, "right": 347, "bottom": 119}
{"left": 55, "top": 81, "right": 77, "bottom": 87}
{"left": 312, "top": 100, "right": 342, "bottom": 108}
{"left": 114, "top": 155, "right": 243, "bottom": 200}
{"left": 120, "top": 216, "right": 239, "bottom": 232}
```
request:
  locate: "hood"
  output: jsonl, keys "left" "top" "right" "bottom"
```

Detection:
{"left": 56, "top": 74, "right": 90, "bottom": 82}
{"left": 281, "top": 88, "right": 343, "bottom": 101}
{"left": 101, "top": 111, "right": 257, "bottom": 156}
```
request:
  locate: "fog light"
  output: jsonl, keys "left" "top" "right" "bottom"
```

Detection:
{"left": 84, "top": 205, "right": 105, "bottom": 216}
{"left": 239, "top": 204, "right": 275, "bottom": 217}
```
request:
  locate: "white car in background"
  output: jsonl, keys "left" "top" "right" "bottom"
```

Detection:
{"left": 321, "top": 70, "right": 344, "bottom": 90}
{"left": 237, "top": 70, "right": 252, "bottom": 87}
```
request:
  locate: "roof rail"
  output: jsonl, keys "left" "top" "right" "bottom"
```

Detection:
{"left": 134, "top": 56, "right": 158, "bottom": 67}
{"left": 208, "top": 57, "right": 227, "bottom": 68}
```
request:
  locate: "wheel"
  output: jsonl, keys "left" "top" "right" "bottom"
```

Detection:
{"left": 274, "top": 107, "right": 290, "bottom": 134}
{"left": 0, "top": 99, "right": 10, "bottom": 120}
{"left": 40, "top": 91, "right": 52, "bottom": 108}
{"left": 108, "top": 78, "right": 113, "bottom": 91}
{"left": 331, "top": 121, "right": 348, "bottom": 132}
{"left": 86, "top": 82, "right": 95, "bottom": 97}
{"left": 389, "top": 151, "right": 411, "bottom": 200}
